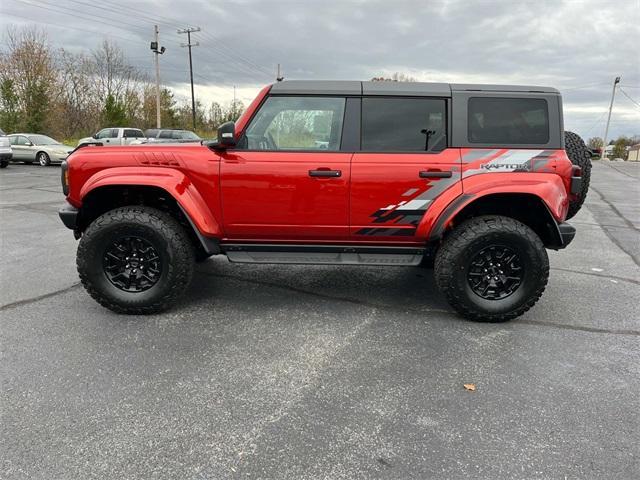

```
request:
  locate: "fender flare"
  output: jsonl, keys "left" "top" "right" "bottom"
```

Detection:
{"left": 79, "top": 167, "right": 222, "bottom": 244}
{"left": 426, "top": 173, "right": 569, "bottom": 244}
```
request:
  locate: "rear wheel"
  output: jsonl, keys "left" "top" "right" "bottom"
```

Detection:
{"left": 0, "top": 160, "right": 8, "bottom": 168}
{"left": 37, "top": 151, "right": 51, "bottom": 166}
{"left": 564, "top": 131, "right": 591, "bottom": 219}
{"left": 77, "top": 206, "right": 195, "bottom": 314}
{"left": 434, "top": 215, "right": 549, "bottom": 322}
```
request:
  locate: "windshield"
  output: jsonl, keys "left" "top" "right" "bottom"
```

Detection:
{"left": 28, "top": 135, "right": 60, "bottom": 145}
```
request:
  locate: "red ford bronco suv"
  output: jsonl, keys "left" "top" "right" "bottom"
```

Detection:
{"left": 59, "top": 81, "right": 591, "bottom": 322}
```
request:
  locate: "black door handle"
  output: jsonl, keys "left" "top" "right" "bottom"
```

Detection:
{"left": 419, "top": 170, "right": 452, "bottom": 178}
{"left": 309, "top": 169, "right": 341, "bottom": 178}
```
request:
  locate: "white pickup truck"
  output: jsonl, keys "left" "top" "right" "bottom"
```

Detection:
{"left": 78, "top": 127, "right": 145, "bottom": 146}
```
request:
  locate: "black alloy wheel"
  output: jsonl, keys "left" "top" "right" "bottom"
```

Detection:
{"left": 467, "top": 245, "right": 523, "bottom": 300}
{"left": 103, "top": 236, "right": 162, "bottom": 292}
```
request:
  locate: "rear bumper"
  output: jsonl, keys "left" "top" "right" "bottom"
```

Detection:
{"left": 59, "top": 203, "right": 78, "bottom": 230}
{"left": 556, "top": 222, "right": 576, "bottom": 249}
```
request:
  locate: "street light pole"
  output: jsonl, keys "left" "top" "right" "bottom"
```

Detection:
{"left": 152, "top": 25, "right": 163, "bottom": 128}
{"left": 178, "top": 27, "right": 200, "bottom": 130}
{"left": 601, "top": 76, "right": 621, "bottom": 161}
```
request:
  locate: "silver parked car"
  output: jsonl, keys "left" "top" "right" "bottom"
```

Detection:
{"left": 8, "top": 134, "right": 74, "bottom": 166}
{"left": 0, "top": 128, "right": 11, "bottom": 168}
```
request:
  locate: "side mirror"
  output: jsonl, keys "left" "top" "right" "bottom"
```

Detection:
{"left": 217, "top": 121, "right": 236, "bottom": 148}
{"left": 92, "top": 134, "right": 98, "bottom": 139}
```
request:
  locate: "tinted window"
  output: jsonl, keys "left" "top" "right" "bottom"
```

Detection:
{"left": 159, "top": 130, "right": 173, "bottom": 139}
{"left": 242, "top": 96, "right": 345, "bottom": 151}
{"left": 362, "top": 97, "right": 446, "bottom": 152}
{"left": 124, "top": 129, "right": 143, "bottom": 138}
{"left": 468, "top": 97, "right": 549, "bottom": 144}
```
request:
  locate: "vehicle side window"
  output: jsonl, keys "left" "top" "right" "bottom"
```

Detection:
{"left": 159, "top": 131, "right": 173, "bottom": 139}
{"left": 16, "top": 136, "right": 29, "bottom": 146}
{"left": 95, "top": 129, "right": 112, "bottom": 139}
{"left": 9, "top": 136, "right": 17, "bottom": 145}
{"left": 468, "top": 97, "right": 549, "bottom": 144}
{"left": 124, "top": 129, "right": 143, "bottom": 138}
{"left": 361, "top": 97, "right": 446, "bottom": 152}
{"left": 241, "top": 96, "right": 346, "bottom": 151}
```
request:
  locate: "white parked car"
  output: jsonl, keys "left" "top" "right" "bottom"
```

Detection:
{"left": 8, "top": 134, "right": 73, "bottom": 166}
{"left": 0, "top": 128, "right": 11, "bottom": 168}
{"left": 78, "top": 127, "right": 145, "bottom": 146}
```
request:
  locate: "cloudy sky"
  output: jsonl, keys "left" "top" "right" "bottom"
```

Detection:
{"left": 2, "top": 0, "right": 639, "bottom": 139}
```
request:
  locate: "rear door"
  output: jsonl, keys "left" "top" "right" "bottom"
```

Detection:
{"left": 220, "top": 95, "right": 352, "bottom": 241}
{"left": 350, "top": 97, "right": 462, "bottom": 241}
{"left": 10, "top": 135, "right": 34, "bottom": 162}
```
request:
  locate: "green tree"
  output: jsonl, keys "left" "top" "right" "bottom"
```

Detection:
{"left": 0, "top": 78, "right": 20, "bottom": 132}
{"left": 612, "top": 136, "right": 629, "bottom": 160}
{"left": 0, "top": 27, "right": 56, "bottom": 133}
{"left": 102, "top": 94, "right": 127, "bottom": 126}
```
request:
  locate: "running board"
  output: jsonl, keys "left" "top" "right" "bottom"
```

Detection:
{"left": 221, "top": 244, "right": 424, "bottom": 266}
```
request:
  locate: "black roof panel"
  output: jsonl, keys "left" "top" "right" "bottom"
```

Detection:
{"left": 451, "top": 83, "right": 560, "bottom": 94}
{"left": 362, "top": 81, "right": 451, "bottom": 97}
{"left": 269, "top": 80, "right": 559, "bottom": 96}
{"left": 270, "top": 80, "right": 361, "bottom": 95}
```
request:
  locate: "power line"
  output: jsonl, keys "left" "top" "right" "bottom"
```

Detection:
{"left": 1, "top": 12, "right": 144, "bottom": 44}
{"left": 619, "top": 88, "right": 640, "bottom": 109}
{"left": 9, "top": 0, "right": 149, "bottom": 35}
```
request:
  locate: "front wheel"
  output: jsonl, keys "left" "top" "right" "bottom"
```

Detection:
{"left": 0, "top": 160, "right": 8, "bottom": 168}
{"left": 77, "top": 206, "right": 195, "bottom": 314}
{"left": 434, "top": 215, "right": 549, "bottom": 322}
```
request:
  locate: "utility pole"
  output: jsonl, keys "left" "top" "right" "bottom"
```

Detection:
{"left": 601, "top": 76, "right": 621, "bottom": 161}
{"left": 150, "top": 26, "right": 165, "bottom": 128}
{"left": 276, "top": 63, "right": 283, "bottom": 82}
{"left": 178, "top": 26, "right": 200, "bottom": 130}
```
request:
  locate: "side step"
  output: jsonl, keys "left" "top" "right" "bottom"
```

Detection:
{"left": 221, "top": 244, "right": 424, "bottom": 266}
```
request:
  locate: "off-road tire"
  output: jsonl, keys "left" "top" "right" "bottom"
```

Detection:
{"left": 434, "top": 215, "right": 549, "bottom": 322}
{"left": 37, "top": 151, "right": 51, "bottom": 166}
{"left": 564, "top": 131, "right": 591, "bottom": 219}
{"left": 0, "top": 160, "right": 8, "bottom": 168}
{"left": 77, "top": 206, "right": 195, "bottom": 314}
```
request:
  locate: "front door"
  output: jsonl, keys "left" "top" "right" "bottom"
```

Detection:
{"left": 350, "top": 97, "right": 462, "bottom": 241}
{"left": 221, "top": 95, "right": 351, "bottom": 241}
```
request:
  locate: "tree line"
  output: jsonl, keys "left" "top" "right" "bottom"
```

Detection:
{"left": 587, "top": 135, "right": 639, "bottom": 160}
{"left": 0, "top": 27, "right": 244, "bottom": 141}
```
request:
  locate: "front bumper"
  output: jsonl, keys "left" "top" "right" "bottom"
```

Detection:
{"left": 59, "top": 203, "right": 78, "bottom": 230}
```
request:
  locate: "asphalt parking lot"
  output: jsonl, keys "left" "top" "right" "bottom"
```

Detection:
{"left": 1, "top": 161, "right": 639, "bottom": 479}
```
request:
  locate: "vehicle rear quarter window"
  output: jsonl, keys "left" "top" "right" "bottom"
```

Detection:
{"left": 468, "top": 97, "right": 549, "bottom": 144}
{"left": 361, "top": 97, "right": 446, "bottom": 152}
{"left": 159, "top": 130, "right": 173, "bottom": 139}
{"left": 124, "top": 129, "right": 143, "bottom": 138}
{"left": 242, "top": 96, "right": 346, "bottom": 151}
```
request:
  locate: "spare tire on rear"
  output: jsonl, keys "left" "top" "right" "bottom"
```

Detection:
{"left": 564, "top": 131, "right": 592, "bottom": 219}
